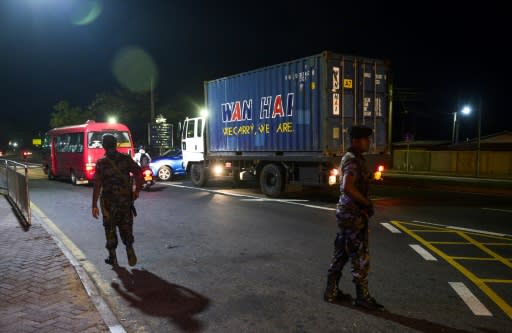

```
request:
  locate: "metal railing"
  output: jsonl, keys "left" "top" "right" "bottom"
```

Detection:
{"left": 0, "top": 159, "right": 31, "bottom": 225}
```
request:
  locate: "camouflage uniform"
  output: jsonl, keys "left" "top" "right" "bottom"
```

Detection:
{"left": 94, "top": 151, "right": 141, "bottom": 258}
{"left": 326, "top": 148, "right": 376, "bottom": 305}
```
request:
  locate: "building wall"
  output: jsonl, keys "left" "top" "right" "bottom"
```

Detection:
{"left": 392, "top": 150, "right": 512, "bottom": 178}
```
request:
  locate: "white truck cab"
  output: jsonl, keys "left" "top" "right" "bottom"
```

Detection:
{"left": 181, "top": 117, "right": 206, "bottom": 170}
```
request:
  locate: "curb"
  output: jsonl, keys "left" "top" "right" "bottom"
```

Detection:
{"left": 31, "top": 202, "right": 127, "bottom": 333}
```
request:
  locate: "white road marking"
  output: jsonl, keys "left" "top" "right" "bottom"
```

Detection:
{"left": 161, "top": 183, "right": 261, "bottom": 199}
{"left": 412, "top": 220, "right": 449, "bottom": 227}
{"left": 482, "top": 208, "right": 512, "bottom": 214}
{"left": 409, "top": 244, "right": 438, "bottom": 261}
{"left": 370, "top": 197, "right": 391, "bottom": 201}
{"left": 449, "top": 282, "right": 493, "bottom": 316}
{"left": 446, "top": 226, "right": 506, "bottom": 237}
{"left": 412, "top": 220, "right": 511, "bottom": 238}
{"left": 381, "top": 222, "right": 402, "bottom": 233}
{"left": 240, "top": 199, "right": 309, "bottom": 202}
{"left": 286, "top": 202, "right": 336, "bottom": 211}
{"left": 161, "top": 183, "right": 337, "bottom": 211}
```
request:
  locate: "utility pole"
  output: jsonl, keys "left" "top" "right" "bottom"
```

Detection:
{"left": 387, "top": 80, "right": 393, "bottom": 154}
{"left": 148, "top": 76, "right": 155, "bottom": 149}
{"left": 150, "top": 77, "right": 155, "bottom": 122}
{"left": 451, "top": 112, "right": 457, "bottom": 144}
{"left": 476, "top": 96, "right": 482, "bottom": 177}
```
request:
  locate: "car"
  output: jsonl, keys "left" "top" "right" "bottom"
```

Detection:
{"left": 149, "top": 148, "right": 186, "bottom": 181}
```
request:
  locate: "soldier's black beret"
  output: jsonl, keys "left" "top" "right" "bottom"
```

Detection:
{"left": 349, "top": 126, "right": 373, "bottom": 139}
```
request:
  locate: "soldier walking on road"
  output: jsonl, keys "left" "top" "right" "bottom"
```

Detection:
{"left": 92, "top": 134, "right": 143, "bottom": 267}
{"left": 324, "top": 126, "right": 384, "bottom": 311}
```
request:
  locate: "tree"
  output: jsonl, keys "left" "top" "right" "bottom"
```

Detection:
{"left": 88, "top": 89, "right": 151, "bottom": 143}
{"left": 50, "top": 101, "right": 94, "bottom": 128}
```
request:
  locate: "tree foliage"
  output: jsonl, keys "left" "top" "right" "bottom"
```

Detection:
{"left": 50, "top": 101, "right": 94, "bottom": 128}
{"left": 88, "top": 89, "right": 151, "bottom": 142}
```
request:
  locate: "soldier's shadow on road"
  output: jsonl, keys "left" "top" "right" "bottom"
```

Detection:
{"left": 112, "top": 267, "right": 210, "bottom": 333}
{"left": 333, "top": 302, "right": 476, "bottom": 333}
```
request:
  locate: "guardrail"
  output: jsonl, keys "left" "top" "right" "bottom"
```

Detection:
{"left": 0, "top": 159, "right": 31, "bottom": 225}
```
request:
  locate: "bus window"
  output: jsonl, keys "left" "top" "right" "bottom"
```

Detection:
{"left": 56, "top": 135, "right": 71, "bottom": 153}
{"left": 42, "top": 136, "right": 51, "bottom": 151}
{"left": 68, "top": 133, "right": 84, "bottom": 153}
{"left": 87, "top": 131, "right": 132, "bottom": 149}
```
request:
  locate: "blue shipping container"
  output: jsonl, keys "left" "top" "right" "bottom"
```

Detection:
{"left": 206, "top": 51, "right": 390, "bottom": 156}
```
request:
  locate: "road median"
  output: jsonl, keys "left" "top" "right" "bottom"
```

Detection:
{"left": 384, "top": 171, "right": 512, "bottom": 196}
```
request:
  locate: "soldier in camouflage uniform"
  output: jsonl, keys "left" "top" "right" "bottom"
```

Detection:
{"left": 324, "top": 126, "right": 384, "bottom": 311}
{"left": 92, "top": 134, "right": 142, "bottom": 267}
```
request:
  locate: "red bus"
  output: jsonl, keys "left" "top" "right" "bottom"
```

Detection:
{"left": 42, "top": 120, "right": 135, "bottom": 185}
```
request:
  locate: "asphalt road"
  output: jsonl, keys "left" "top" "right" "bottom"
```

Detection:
{"left": 27, "top": 175, "right": 512, "bottom": 333}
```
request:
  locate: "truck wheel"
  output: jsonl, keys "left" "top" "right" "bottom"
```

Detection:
{"left": 232, "top": 167, "right": 241, "bottom": 187}
{"left": 260, "top": 164, "right": 284, "bottom": 197}
{"left": 191, "top": 163, "right": 208, "bottom": 186}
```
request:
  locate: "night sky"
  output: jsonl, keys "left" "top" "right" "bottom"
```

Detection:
{"left": 1, "top": 0, "right": 509, "bottom": 146}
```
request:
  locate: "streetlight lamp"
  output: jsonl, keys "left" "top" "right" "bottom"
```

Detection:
{"left": 452, "top": 105, "right": 472, "bottom": 144}
{"left": 452, "top": 101, "right": 482, "bottom": 176}
{"left": 461, "top": 106, "right": 472, "bottom": 115}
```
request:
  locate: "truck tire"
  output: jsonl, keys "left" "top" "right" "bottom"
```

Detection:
{"left": 191, "top": 163, "right": 208, "bottom": 187}
{"left": 232, "top": 167, "right": 241, "bottom": 187}
{"left": 260, "top": 163, "right": 284, "bottom": 197}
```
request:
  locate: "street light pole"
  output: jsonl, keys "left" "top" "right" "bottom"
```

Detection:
{"left": 476, "top": 97, "right": 482, "bottom": 177}
{"left": 451, "top": 112, "right": 457, "bottom": 144}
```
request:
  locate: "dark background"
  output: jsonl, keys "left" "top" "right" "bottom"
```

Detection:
{"left": 1, "top": 0, "right": 509, "bottom": 146}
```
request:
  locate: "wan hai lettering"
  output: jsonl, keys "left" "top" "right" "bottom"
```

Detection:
{"left": 221, "top": 94, "right": 295, "bottom": 123}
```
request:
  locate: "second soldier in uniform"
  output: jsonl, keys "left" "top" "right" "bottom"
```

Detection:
{"left": 324, "top": 126, "right": 384, "bottom": 310}
{"left": 92, "top": 134, "right": 143, "bottom": 267}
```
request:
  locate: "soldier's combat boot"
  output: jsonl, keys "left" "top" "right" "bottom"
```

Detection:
{"left": 324, "top": 274, "right": 351, "bottom": 303}
{"left": 126, "top": 246, "right": 137, "bottom": 266}
{"left": 105, "top": 250, "right": 118, "bottom": 266}
{"left": 354, "top": 284, "right": 384, "bottom": 311}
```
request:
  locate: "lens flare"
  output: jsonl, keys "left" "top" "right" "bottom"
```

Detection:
{"left": 71, "top": 0, "right": 103, "bottom": 26}
{"left": 112, "top": 46, "right": 159, "bottom": 93}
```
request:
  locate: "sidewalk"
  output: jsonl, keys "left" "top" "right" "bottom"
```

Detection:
{"left": 0, "top": 195, "right": 109, "bottom": 333}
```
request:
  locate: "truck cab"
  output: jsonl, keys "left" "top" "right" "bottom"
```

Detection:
{"left": 181, "top": 117, "right": 205, "bottom": 170}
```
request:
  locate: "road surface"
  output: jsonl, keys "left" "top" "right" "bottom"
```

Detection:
{"left": 27, "top": 172, "right": 512, "bottom": 332}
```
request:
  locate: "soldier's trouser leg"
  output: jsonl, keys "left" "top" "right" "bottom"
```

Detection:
{"left": 327, "top": 232, "right": 349, "bottom": 287}
{"left": 348, "top": 222, "right": 369, "bottom": 295}
{"left": 118, "top": 223, "right": 134, "bottom": 247}
{"left": 115, "top": 209, "right": 136, "bottom": 266}
{"left": 101, "top": 200, "right": 119, "bottom": 250}
{"left": 325, "top": 231, "right": 351, "bottom": 301}
{"left": 101, "top": 200, "right": 119, "bottom": 266}
{"left": 348, "top": 220, "right": 383, "bottom": 309}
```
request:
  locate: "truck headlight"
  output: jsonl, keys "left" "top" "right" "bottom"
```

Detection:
{"left": 213, "top": 164, "right": 223, "bottom": 176}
